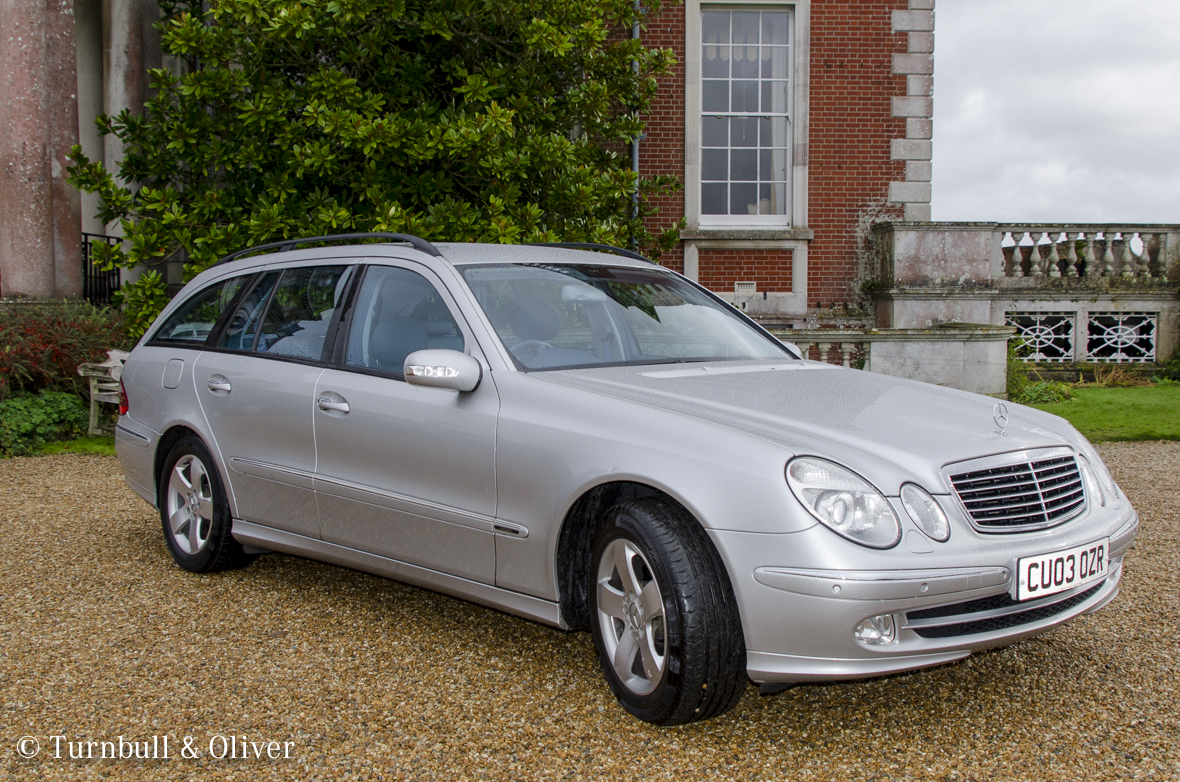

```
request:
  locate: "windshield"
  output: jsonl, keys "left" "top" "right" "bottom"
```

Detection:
{"left": 460, "top": 263, "right": 793, "bottom": 370}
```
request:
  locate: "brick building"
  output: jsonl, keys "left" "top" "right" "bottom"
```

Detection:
{"left": 637, "top": 0, "right": 935, "bottom": 325}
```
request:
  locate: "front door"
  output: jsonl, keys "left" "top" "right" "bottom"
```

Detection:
{"left": 312, "top": 263, "right": 498, "bottom": 583}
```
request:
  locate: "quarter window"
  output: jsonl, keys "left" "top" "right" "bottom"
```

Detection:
{"left": 152, "top": 275, "right": 251, "bottom": 344}
{"left": 700, "top": 9, "right": 791, "bottom": 221}
{"left": 344, "top": 266, "right": 465, "bottom": 375}
{"left": 219, "top": 272, "right": 279, "bottom": 351}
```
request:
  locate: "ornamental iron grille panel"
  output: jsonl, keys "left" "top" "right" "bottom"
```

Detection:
{"left": 1085, "top": 312, "right": 1156, "bottom": 362}
{"left": 1005, "top": 312, "right": 1075, "bottom": 362}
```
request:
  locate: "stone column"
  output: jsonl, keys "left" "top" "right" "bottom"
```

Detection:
{"left": 0, "top": 0, "right": 56, "bottom": 297}
{"left": 75, "top": 0, "right": 106, "bottom": 236}
{"left": 102, "top": 0, "right": 162, "bottom": 285}
{"left": 49, "top": 0, "right": 83, "bottom": 296}
{"left": 0, "top": 0, "right": 83, "bottom": 299}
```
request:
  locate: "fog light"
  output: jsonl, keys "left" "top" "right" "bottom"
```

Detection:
{"left": 854, "top": 614, "right": 896, "bottom": 645}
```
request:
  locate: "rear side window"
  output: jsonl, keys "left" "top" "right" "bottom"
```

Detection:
{"left": 256, "top": 265, "right": 353, "bottom": 359}
{"left": 344, "top": 266, "right": 464, "bottom": 375}
{"left": 219, "top": 272, "right": 279, "bottom": 351}
{"left": 152, "top": 275, "right": 250, "bottom": 344}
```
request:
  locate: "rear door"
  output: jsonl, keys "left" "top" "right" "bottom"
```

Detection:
{"left": 195, "top": 263, "right": 354, "bottom": 537}
{"left": 312, "top": 262, "right": 499, "bottom": 583}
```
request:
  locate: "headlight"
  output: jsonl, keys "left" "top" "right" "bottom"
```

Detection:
{"left": 786, "top": 458, "right": 901, "bottom": 549}
{"left": 1077, "top": 457, "right": 1105, "bottom": 507}
{"left": 900, "top": 484, "right": 950, "bottom": 541}
{"left": 1087, "top": 451, "right": 1121, "bottom": 502}
{"left": 1079, "top": 450, "right": 1120, "bottom": 506}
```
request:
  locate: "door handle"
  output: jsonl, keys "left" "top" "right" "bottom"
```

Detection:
{"left": 207, "top": 375, "right": 231, "bottom": 393}
{"left": 316, "top": 396, "right": 350, "bottom": 414}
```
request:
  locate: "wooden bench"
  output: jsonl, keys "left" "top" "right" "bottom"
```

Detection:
{"left": 77, "top": 350, "right": 130, "bottom": 436}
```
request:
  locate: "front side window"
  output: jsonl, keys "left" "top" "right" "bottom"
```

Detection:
{"left": 700, "top": 8, "right": 791, "bottom": 222}
{"left": 255, "top": 265, "right": 354, "bottom": 359}
{"left": 344, "top": 266, "right": 465, "bottom": 375}
{"left": 461, "top": 263, "right": 792, "bottom": 370}
{"left": 152, "top": 275, "right": 250, "bottom": 344}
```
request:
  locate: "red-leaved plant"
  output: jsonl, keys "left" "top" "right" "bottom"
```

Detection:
{"left": 0, "top": 301, "right": 131, "bottom": 401}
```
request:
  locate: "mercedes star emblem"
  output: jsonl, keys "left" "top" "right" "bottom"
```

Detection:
{"left": 993, "top": 402, "right": 1010, "bottom": 435}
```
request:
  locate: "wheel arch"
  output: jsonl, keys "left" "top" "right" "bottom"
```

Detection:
{"left": 154, "top": 425, "right": 213, "bottom": 510}
{"left": 555, "top": 480, "right": 722, "bottom": 632}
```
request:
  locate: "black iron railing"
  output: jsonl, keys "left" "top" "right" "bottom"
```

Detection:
{"left": 82, "top": 233, "right": 121, "bottom": 306}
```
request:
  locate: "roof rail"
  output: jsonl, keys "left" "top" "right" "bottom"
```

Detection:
{"left": 529, "top": 242, "right": 655, "bottom": 264}
{"left": 213, "top": 232, "right": 443, "bottom": 266}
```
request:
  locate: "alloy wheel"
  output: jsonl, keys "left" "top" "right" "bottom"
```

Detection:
{"left": 166, "top": 454, "right": 214, "bottom": 555}
{"left": 595, "top": 538, "right": 667, "bottom": 696}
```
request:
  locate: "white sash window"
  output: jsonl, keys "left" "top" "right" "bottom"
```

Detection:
{"left": 700, "top": 9, "right": 792, "bottom": 221}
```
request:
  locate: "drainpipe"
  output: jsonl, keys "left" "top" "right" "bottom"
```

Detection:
{"left": 631, "top": 1, "right": 640, "bottom": 249}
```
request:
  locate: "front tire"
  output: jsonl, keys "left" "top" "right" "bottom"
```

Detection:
{"left": 589, "top": 498, "right": 747, "bottom": 725}
{"left": 159, "top": 436, "right": 251, "bottom": 572}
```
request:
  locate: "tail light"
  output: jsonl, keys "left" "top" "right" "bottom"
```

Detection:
{"left": 119, "top": 379, "right": 129, "bottom": 416}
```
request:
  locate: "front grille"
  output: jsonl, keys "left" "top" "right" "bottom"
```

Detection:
{"left": 950, "top": 454, "right": 1085, "bottom": 531}
{"left": 911, "top": 582, "right": 1104, "bottom": 639}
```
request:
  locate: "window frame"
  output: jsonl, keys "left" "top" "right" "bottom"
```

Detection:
{"left": 329, "top": 261, "right": 479, "bottom": 383}
{"left": 686, "top": 0, "right": 809, "bottom": 230}
{"left": 249, "top": 265, "right": 357, "bottom": 359}
{"left": 145, "top": 272, "right": 258, "bottom": 348}
{"left": 148, "top": 261, "right": 362, "bottom": 371}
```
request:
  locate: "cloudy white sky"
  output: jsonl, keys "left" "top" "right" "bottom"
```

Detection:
{"left": 931, "top": 0, "right": 1180, "bottom": 223}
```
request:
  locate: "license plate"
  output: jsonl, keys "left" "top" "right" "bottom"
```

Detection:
{"left": 1016, "top": 538, "right": 1109, "bottom": 601}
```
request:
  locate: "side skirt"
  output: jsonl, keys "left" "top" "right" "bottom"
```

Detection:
{"left": 232, "top": 520, "right": 567, "bottom": 630}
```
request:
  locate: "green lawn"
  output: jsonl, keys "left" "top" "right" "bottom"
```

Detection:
{"left": 40, "top": 436, "right": 116, "bottom": 456}
{"left": 1029, "top": 385, "right": 1180, "bottom": 442}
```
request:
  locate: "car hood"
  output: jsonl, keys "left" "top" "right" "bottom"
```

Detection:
{"left": 530, "top": 360, "right": 1081, "bottom": 494}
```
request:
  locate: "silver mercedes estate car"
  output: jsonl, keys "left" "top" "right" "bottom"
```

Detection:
{"left": 114, "top": 234, "right": 1138, "bottom": 725}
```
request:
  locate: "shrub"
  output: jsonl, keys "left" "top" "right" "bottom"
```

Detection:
{"left": 111, "top": 270, "right": 171, "bottom": 341}
{"left": 68, "top": 0, "right": 683, "bottom": 333}
{"left": 1013, "top": 381, "right": 1074, "bottom": 405}
{"left": 0, "top": 392, "right": 89, "bottom": 457}
{"left": 0, "top": 301, "right": 131, "bottom": 400}
{"left": 1083, "top": 364, "right": 1151, "bottom": 388}
{"left": 1157, "top": 347, "right": 1180, "bottom": 382}
{"left": 1006, "top": 338, "right": 1031, "bottom": 400}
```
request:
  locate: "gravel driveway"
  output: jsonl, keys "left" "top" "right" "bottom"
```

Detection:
{"left": 2, "top": 443, "right": 1177, "bottom": 781}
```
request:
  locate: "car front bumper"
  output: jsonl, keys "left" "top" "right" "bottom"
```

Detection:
{"left": 712, "top": 507, "right": 1138, "bottom": 685}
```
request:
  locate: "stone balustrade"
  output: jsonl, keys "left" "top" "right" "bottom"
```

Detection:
{"left": 777, "top": 331, "right": 866, "bottom": 367}
{"left": 771, "top": 324, "right": 1014, "bottom": 396}
{"left": 999, "top": 226, "right": 1169, "bottom": 280}
{"left": 873, "top": 221, "right": 1180, "bottom": 287}
{"left": 869, "top": 222, "right": 1180, "bottom": 366}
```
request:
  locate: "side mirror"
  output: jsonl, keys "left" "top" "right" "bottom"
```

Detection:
{"left": 403, "top": 349, "right": 482, "bottom": 392}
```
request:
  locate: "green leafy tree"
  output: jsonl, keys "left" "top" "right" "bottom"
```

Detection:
{"left": 69, "top": 0, "right": 683, "bottom": 331}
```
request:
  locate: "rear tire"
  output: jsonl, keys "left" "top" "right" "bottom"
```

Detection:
{"left": 589, "top": 497, "right": 747, "bottom": 725}
{"left": 159, "top": 436, "right": 251, "bottom": 573}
